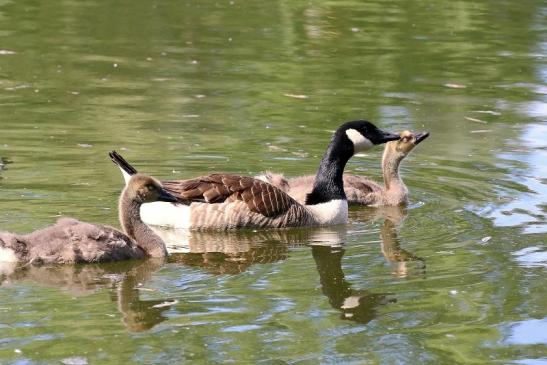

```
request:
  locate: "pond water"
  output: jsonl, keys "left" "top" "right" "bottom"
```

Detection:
{"left": 0, "top": 0, "right": 546, "bottom": 363}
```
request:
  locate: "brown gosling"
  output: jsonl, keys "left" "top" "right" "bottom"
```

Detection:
{"left": 0, "top": 174, "right": 177, "bottom": 264}
{"left": 257, "top": 130, "right": 429, "bottom": 206}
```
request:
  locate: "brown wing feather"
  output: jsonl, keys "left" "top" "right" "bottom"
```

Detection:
{"left": 162, "top": 174, "right": 297, "bottom": 217}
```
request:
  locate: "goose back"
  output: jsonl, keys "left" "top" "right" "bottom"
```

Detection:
{"left": 152, "top": 175, "right": 321, "bottom": 229}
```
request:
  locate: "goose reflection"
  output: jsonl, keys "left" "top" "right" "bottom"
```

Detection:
{"left": 351, "top": 205, "right": 426, "bottom": 278}
{"left": 0, "top": 258, "right": 174, "bottom": 332}
{"left": 152, "top": 217, "right": 419, "bottom": 324}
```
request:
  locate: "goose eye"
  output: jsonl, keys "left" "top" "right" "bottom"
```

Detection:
{"left": 146, "top": 184, "right": 156, "bottom": 191}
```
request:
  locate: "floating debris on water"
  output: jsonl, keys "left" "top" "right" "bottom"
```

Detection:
{"left": 152, "top": 300, "right": 179, "bottom": 308}
{"left": 444, "top": 83, "right": 466, "bottom": 89}
{"left": 0, "top": 50, "right": 16, "bottom": 55}
{"left": 470, "top": 129, "right": 493, "bottom": 133}
{"left": 267, "top": 145, "right": 287, "bottom": 152}
{"left": 77, "top": 143, "right": 93, "bottom": 148}
{"left": 283, "top": 93, "right": 308, "bottom": 99}
{"left": 472, "top": 110, "right": 501, "bottom": 116}
{"left": 465, "top": 117, "right": 488, "bottom": 124}
{"left": 481, "top": 236, "right": 492, "bottom": 244}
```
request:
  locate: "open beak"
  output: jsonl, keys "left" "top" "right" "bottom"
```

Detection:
{"left": 414, "top": 131, "right": 430, "bottom": 145}
{"left": 158, "top": 189, "right": 179, "bottom": 203}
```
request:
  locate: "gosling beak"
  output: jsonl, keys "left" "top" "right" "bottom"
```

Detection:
{"left": 379, "top": 131, "right": 401, "bottom": 144}
{"left": 158, "top": 189, "right": 179, "bottom": 203}
{"left": 414, "top": 131, "right": 430, "bottom": 145}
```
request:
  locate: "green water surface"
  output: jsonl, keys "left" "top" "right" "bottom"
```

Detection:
{"left": 0, "top": 0, "right": 546, "bottom": 364}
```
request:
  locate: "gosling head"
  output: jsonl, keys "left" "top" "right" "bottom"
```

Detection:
{"left": 340, "top": 120, "right": 401, "bottom": 154}
{"left": 124, "top": 174, "right": 178, "bottom": 204}
{"left": 386, "top": 130, "right": 430, "bottom": 157}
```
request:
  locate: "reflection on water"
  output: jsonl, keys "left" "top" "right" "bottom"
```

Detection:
{"left": 1, "top": 259, "right": 173, "bottom": 332}
{"left": 156, "top": 209, "right": 422, "bottom": 324}
{"left": 0, "top": 0, "right": 546, "bottom": 362}
{"left": 311, "top": 245, "right": 395, "bottom": 323}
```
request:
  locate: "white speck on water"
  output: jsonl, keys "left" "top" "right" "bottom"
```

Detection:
{"left": 77, "top": 144, "right": 93, "bottom": 148}
{"left": 152, "top": 300, "right": 179, "bottom": 308}
{"left": 34, "top": 89, "right": 39, "bottom": 93}
{"left": 195, "top": 94, "right": 206, "bottom": 98}
{"left": 450, "top": 290, "right": 458, "bottom": 295}
{"left": 191, "top": 60, "right": 198, "bottom": 64}
{"left": 228, "top": 37, "right": 232, "bottom": 42}
{"left": 465, "top": 116, "right": 488, "bottom": 124}
{"left": 182, "top": 114, "right": 200, "bottom": 118}
{"left": 69, "top": 91, "right": 80, "bottom": 95}
{"left": 446, "top": 334, "right": 456, "bottom": 338}
{"left": 146, "top": 57, "right": 152, "bottom": 61}
{"left": 113, "top": 63, "right": 118, "bottom": 68}
{"left": 470, "top": 130, "right": 493, "bottom": 133}
{"left": 14, "top": 349, "right": 21, "bottom": 354}
{"left": 0, "top": 50, "right": 16, "bottom": 55}
{"left": 481, "top": 236, "right": 492, "bottom": 244}
{"left": 283, "top": 93, "right": 308, "bottom": 99}
{"left": 444, "top": 83, "right": 466, "bottom": 89}
{"left": 351, "top": 27, "right": 359, "bottom": 32}
{"left": 472, "top": 110, "right": 501, "bottom": 116}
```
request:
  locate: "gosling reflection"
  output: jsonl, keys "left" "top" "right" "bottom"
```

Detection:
{"left": 351, "top": 206, "right": 425, "bottom": 278}
{"left": 0, "top": 259, "right": 173, "bottom": 332}
{"left": 311, "top": 245, "right": 395, "bottom": 323}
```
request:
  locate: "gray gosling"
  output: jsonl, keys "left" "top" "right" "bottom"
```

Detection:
{"left": 257, "top": 130, "right": 429, "bottom": 206}
{"left": 0, "top": 174, "right": 177, "bottom": 264}
{"left": 110, "top": 120, "right": 401, "bottom": 229}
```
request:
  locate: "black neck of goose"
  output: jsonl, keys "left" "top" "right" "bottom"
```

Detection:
{"left": 305, "top": 135, "right": 353, "bottom": 205}
{"left": 119, "top": 192, "right": 167, "bottom": 258}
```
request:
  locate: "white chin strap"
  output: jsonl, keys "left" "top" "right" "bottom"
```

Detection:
{"left": 345, "top": 128, "right": 374, "bottom": 152}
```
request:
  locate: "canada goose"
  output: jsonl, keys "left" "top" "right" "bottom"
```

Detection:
{"left": 0, "top": 174, "right": 177, "bottom": 264}
{"left": 110, "top": 120, "right": 400, "bottom": 229}
{"left": 257, "top": 130, "right": 429, "bottom": 206}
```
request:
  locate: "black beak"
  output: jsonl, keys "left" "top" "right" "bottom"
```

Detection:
{"left": 379, "top": 131, "right": 401, "bottom": 144}
{"left": 414, "top": 132, "right": 430, "bottom": 145}
{"left": 158, "top": 189, "right": 179, "bottom": 203}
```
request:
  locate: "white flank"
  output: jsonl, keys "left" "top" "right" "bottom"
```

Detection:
{"left": 306, "top": 199, "right": 348, "bottom": 225}
{"left": 140, "top": 202, "right": 191, "bottom": 229}
{"left": 0, "top": 247, "right": 18, "bottom": 262}
{"left": 345, "top": 128, "right": 373, "bottom": 152}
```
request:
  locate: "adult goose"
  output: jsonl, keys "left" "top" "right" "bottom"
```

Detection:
{"left": 110, "top": 120, "right": 400, "bottom": 229}
{"left": 257, "top": 130, "right": 429, "bottom": 206}
{"left": 0, "top": 174, "right": 177, "bottom": 264}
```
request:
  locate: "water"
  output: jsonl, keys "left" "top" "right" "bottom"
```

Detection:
{"left": 0, "top": 0, "right": 546, "bottom": 363}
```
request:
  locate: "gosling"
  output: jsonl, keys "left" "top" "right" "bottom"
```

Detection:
{"left": 257, "top": 130, "right": 429, "bottom": 206}
{"left": 0, "top": 174, "right": 177, "bottom": 264}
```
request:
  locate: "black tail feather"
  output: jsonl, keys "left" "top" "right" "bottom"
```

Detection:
{"left": 109, "top": 151, "right": 138, "bottom": 176}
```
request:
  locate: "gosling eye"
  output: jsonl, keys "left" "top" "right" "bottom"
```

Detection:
{"left": 146, "top": 184, "right": 156, "bottom": 191}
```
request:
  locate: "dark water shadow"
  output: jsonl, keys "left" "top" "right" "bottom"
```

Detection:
{"left": 0, "top": 258, "right": 173, "bottom": 332}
